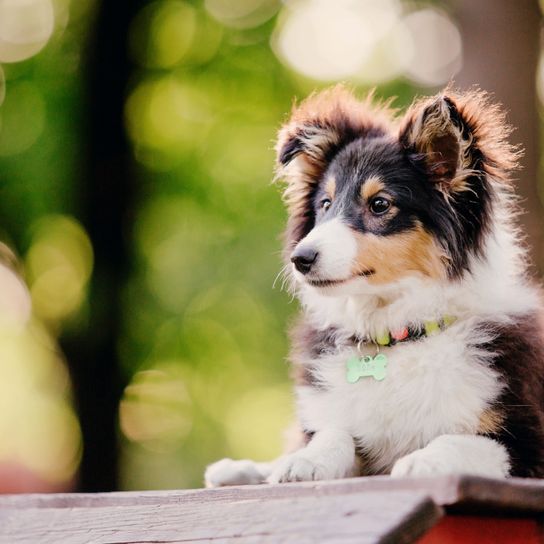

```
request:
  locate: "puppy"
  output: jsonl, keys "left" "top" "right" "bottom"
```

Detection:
{"left": 205, "top": 86, "right": 544, "bottom": 486}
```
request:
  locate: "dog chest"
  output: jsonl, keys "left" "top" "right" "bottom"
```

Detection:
{"left": 295, "top": 326, "right": 503, "bottom": 470}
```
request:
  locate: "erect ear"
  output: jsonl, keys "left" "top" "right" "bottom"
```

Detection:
{"left": 399, "top": 95, "right": 470, "bottom": 189}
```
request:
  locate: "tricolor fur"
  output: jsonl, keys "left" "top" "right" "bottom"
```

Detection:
{"left": 205, "top": 86, "right": 544, "bottom": 487}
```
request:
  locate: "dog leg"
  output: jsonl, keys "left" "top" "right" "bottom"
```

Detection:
{"left": 391, "top": 434, "right": 510, "bottom": 478}
{"left": 267, "top": 429, "right": 356, "bottom": 483}
{"left": 204, "top": 458, "right": 274, "bottom": 487}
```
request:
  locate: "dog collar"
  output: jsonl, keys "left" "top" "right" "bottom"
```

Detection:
{"left": 350, "top": 315, "right": 457, "bottom": 348}
{"left": 346, "top": 315, "right": 456, "bottom": 383}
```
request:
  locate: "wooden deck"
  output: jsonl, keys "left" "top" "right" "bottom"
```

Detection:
{"left": 1, "top": 475, "right": 544, "bottom": 543}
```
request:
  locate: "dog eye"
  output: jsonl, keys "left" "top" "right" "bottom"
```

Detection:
{"left": 369, "top": 197, "right": 391, "bottom": 215}
{"left": 320, "top": 198, "right": 332, "bottom": 211}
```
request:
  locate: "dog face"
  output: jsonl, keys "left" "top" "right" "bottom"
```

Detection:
{"left": 276, "top": 86, "right": 518, "bottom": 294}
{"left": 290, "top": 136, "right": 447, "bottom": 292}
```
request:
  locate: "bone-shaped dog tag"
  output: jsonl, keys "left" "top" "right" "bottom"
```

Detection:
{"left": 346, "top": 353, "right": 388, "bottom": 383}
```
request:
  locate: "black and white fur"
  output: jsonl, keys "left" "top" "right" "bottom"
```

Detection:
{"left": 205, "top": 86, "right": 544, "bottom": 487}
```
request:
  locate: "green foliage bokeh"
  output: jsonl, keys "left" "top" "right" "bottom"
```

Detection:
{"left": 0, "top": 0, "right": 432, "bottom": 489}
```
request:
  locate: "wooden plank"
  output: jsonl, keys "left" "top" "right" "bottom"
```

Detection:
{"left": 2, "top": 475, "right": 544, "bottom": 514}
{"left": 454, "top": 476, "right": 544, "bottom": 515}
{"left": 0, "top": 475, "right": 454, "bottom": 509}
{"left": 0, "top": 490, "right": 441, "bottom": 544}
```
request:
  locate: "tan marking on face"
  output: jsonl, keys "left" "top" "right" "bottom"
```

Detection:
{"left": 477, "top": 408, "right": 505, "bottom": 435}
{"left": 361, "top": 176, "right": 386, "bottom": 201}
{"left": 325, "top": 177, "right": 336, "bottom": 200}
{"left": 352, "top": 224, "right": 447, "bottom": 284}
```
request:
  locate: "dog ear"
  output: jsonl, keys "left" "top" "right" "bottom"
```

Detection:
{"left": 276, "top": 86, "right": 393, "bottom": 249}
{"left": 277, "top": 122, "right": 340, "bottom": 176}
{"left": 276, "top": 119, "right": 341, "bottom": 250}
{"left": 399, "top": 95, "right": 469, "bottom": 189}
{"left": 400, "top": 90, "right": 521, "bottom": 193}
{"left": 276, "top": 86, "right": 392, "bottom": 177}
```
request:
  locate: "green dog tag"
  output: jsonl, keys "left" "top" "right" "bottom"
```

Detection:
{"left": 346, "top": 353, "right": 388, "bottom": 383}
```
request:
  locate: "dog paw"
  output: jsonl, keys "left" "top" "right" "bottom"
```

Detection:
{"left": 267, "top": 453, "right": 333, "bottom": 484}
{"left": 390, "top": 435, "right": 511, "bottom": 478}
{"left": 390, "top": 449, "right": 448, "bottom": 478}
{"left": 204, "top": 458, "right": 268, "bottom": 487}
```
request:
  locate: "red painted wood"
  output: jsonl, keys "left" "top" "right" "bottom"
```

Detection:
{"left": 419, "top": 516, "right": 542, "bottom": 544}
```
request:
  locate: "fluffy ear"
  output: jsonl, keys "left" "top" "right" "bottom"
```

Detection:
{"left": 276, "top": 86, "right": 392, "bottom": 175}
{"left": 276, "top": 86, "right": 393, "bottom": 248}
{"left": 399, "top": 90, "right": 520, "bottom": 192}
{"left": 399, "top": 95, "right": 469, "bottom": 189}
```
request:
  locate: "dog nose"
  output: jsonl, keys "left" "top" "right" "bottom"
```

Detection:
{"left": 291, "top": 247, "right": 318, "bottom": 274}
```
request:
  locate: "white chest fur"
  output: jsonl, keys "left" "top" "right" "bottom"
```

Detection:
{"left": 295, "top": 321, "right": 503, "bottom": 474}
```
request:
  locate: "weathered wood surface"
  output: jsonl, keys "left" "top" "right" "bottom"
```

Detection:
{"left": 0, "top": 489, "right": 440, "bottom": 544}
{"left": 2, "top": 475, "right": 544, "bottom": 513}
{"left": 2, "top": 475, "right": 544, "bottom": 544}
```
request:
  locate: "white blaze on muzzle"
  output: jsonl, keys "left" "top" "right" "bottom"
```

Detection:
{"left": 292, "top": 217, "right": 358, "bottom": 280}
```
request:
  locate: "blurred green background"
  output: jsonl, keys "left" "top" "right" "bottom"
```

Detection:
{"left": 0, "top": 0, "right": 541, "bottom": 492}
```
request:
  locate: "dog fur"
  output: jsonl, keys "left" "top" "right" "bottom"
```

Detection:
{"left": 205, "top": 85, "right": 544, "bottom": 487}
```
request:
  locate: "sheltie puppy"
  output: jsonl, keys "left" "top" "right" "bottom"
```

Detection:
{"left": 205, "top": 85, "right": 544, "bottom": 486}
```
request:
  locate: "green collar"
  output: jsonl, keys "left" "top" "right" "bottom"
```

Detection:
{"left": 352, "top": 315, "right": 457, "bottom": 348}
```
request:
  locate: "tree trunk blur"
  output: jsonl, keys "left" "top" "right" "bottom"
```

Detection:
{"left": 453, "top": 0, "right": 543, "bottom": 273}
{"left": 60, "top": 0, "right": 143, "bottom": 492}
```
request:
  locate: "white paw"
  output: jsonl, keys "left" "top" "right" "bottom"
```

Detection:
{"left": 267, "top": 453, "right": 339, "bottom": 484}
{"left": 204, "top": 458, "right": 270, "bottom": 487}
{"left": 390, "top": 435, "right": 510, "bottom": 478}
{"left": 391, "top": 449, "right": 450, "bottom": 478}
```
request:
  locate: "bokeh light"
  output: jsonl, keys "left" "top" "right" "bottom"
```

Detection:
{"left": 272, "top": 0, "right": 461, "bottom": 87}
{"left": 273, "top": 0, "right": 402, "bottom": 82}
{"left": 205, "top": 0, "right": 279, "bottom": 29}
{"left": 26, "top": 215, "right": 93, "bottom": 323}
{"left": 403, "top": 8, "right": 462, "bottom": 87}
{"left": 120, "top": 365, "right": 192, "bottom": 452}
{"left": 130, "top": 1, "right": 197, "bottom": 69}
{"left": 0, "top": 260, "right": 31, "bottom": 328}
{"left": 0, "top": 319, "right": 82, "bottom": 486}
{"left": 0, "top": 82, "right": 46, "bottom": 156}
{"left": 130, "top": 0, "right": 223, "bottom": 69}
{"left": 0, "top": 0, "right": 55, "bottom": 63}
